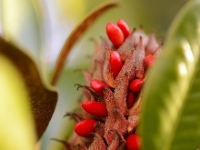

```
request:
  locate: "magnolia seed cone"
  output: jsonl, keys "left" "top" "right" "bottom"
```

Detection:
{"left": 63, "top": 19, "right": 162, "bottom": 150}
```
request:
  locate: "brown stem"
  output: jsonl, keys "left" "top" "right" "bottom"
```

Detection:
{"left": 51, "top": 1, "right": 119, "bottom": 86}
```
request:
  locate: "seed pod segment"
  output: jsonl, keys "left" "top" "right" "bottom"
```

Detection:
{"left": 129, "top": 79, "right": 143, "bottom": 92}
{"left": 90, "top": 79, "right": 109, "bottom": 96}
{"left": 82, "top": 101, "right": 108, "bottom": 117}
{"left": 74, "top": 119, "right": 97, "bottom": 137}
{"left": 144, "top": 55, "right": 156, "bottom": 67}
{"left": 106, "top": 22, "right": 124, "bottom": 47}
{"left": 117, "top": 19, "right": 130, "bottom": 38}
{"left": 127, "top": 92, "right": 136, "bottom": 109}
{"left": 109, "top": 51, "right": 123, "bottom": 78}
{"left": 126, "top": 134, "right": 141, "bottom": 150}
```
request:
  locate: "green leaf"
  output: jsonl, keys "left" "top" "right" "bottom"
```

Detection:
{"left": 0, "top": 38, "right": 58, "bottom": 139}
{"left": 140, "top": 0, "right": 200, "bottom": 150}
{"left": 0, "top": 55, "right": 36, "bottom": 150}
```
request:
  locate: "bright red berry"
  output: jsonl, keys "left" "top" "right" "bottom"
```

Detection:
{"left": 144, "top": 55, "right": 156, "bottom": 67}
{"left": 90, "top": 79, "right": 109, "bottom": 96}
{"left": 109, "top": 51, "right": 123, "bottom": 78}
{"left": 117, "top": 19, "right": 130, "bottom": 38}
{"left": 127, "top": 92, "right": 136, "bottom": 109}
{"left": 106, "top": 22, "right": 124, "bottom": 47}
{"left": 129, "top": 79, "right": 143, "bottom": 92}
{"left": 82, "top": 101, "right": 108, "bottom": 117}
{"left": 126, "top": 134, "right": 141, "bottom": 150}
{"left": 74, "top": 119, "right": 97, "bottom": 137}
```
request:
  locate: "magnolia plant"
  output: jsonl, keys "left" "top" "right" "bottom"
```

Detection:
{"left": 1, "top": 0, "right": 200, "bottom": 150}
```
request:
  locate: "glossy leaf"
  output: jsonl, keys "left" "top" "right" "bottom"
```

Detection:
{"left": 0, "top": 38, "right": 58, "bottom": 139}
{"left": 0, "top": 55, "right": 36, "bottom": 150}
{"left": 140, "top": 0, "right": 200, "bottom": 150}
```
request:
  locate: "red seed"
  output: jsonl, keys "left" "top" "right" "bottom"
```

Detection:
{"left": 129, "top": 79, "right": 143, "bottom": 92}
{"left": 90, "top": 79, "right": 109, "bottom": 96}
{"left": 127, "top": 92, "right": 136, "bottom": 109}
{"left": 109, "top": 51, "right": 123, "bottom": 78}
{"left": 117, "top": 19, "right": 130, "bottom": 38}
{"left": 106, "top": 22, "right": 124, "bottom": 47}
{"left": 74, "top": 119, "right": 97, "bottom": 137}
{"left": 126, "top": 134, "right": 141, "bottom": 150}
{"left": 144, "top": 55, "right": 156, "bottom": 67}
{"left": 82, "top": 101, "right": 107, "bottom": 117}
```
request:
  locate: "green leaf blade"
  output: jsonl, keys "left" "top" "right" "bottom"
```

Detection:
{"left": 170, "top": 65, "right": 200, "bottom": 150}
{"left": 140, "top": 0, "right": 200, "bottom": 150}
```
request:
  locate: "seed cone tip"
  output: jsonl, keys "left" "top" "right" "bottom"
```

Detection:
{"left": 132, "top": 27, "right": 136, "bottom": 33}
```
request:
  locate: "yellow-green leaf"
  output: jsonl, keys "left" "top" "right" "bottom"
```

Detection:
{"left": 0, "top": 54, "right": 36, "bottom": 150}
{"left": 0, "top": 38, "right": 58, "bottom": 139}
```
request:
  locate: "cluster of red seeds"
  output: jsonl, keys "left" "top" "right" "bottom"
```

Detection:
{"left": 67, "top": 19, "right": 161, "bottom": 150}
